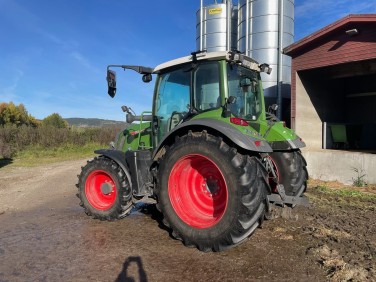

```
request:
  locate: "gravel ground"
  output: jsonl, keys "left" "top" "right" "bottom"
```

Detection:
{"left": 0, "top": 159, "right": 375, "bottom": 281}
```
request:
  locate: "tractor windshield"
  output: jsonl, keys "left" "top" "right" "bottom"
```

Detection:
{"left": 227, "top": 63, "right": 262, "bottom": 121}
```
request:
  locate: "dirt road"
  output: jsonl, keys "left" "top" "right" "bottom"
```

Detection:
{"left": 0, "top": 159, "right": 375, "bottom": 281}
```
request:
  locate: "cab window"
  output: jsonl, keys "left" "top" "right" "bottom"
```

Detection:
{"left": 154, "top": 68, "right": 190, "bottom": 141}
{"left": 194, "top": 62, "right": 221, "bottom": 111}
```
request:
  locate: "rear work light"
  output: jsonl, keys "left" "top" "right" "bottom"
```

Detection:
{"left": 230, "top": 117, "right": 249, "bottom": 126}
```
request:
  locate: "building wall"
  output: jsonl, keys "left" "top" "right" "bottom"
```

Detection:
{"left": 294, "top": 72, "right": 322, "bottom": 149}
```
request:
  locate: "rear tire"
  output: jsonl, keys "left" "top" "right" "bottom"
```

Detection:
{"left": 77, "top": 156, "right": 132, "bottom": 220}
{"left": 156, "top": 131, "right": 268, "bottom": 251}
{"left": 268, "top": 150, "right": 308, "bottom": 197}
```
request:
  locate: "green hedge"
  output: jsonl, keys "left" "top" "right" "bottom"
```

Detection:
{"left": 0, "top": 125, "right": 121, "bottom": 158}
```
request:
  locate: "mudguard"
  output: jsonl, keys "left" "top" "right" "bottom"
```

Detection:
{"left": 153, "top": 118, "right": 272, "bottom": 159}
{"left": 94, "top": 149, "right": 133, "bottom": 187}
{"left": 269, "top": 138, "right": 306, "bottom": 150}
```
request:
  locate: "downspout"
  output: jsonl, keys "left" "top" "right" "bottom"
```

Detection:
{"left": 245, "top": 0, "right": 249, "bottom": 55}
{"left": 277, "top": 0, "right": 284, "bottom": 119}
{"left": 200, "top": 0, "right": 204, "bottom": 51}
{"left": 226, "top": 0, "right": 232, "bottom": 51}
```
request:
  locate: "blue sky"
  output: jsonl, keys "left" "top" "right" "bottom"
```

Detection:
{"left": 1, "top": 0, "right": 375, "bottom": 121}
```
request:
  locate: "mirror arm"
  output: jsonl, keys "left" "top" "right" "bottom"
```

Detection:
{"left": 107, "top": 65, "right": 153, "bottom": 74}
{"left": 106, "top": 65, "right": 154, "bottom": 98}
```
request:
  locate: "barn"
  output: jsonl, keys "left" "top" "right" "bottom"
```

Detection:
{"left": 284, "top": 14, "right": 376, "bottom": 184}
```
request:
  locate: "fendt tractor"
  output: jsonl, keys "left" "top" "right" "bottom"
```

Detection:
{"left": 77, "top": 50, "right": 309, "bottom": 251}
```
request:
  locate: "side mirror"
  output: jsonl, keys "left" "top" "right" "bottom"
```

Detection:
{"left": 106, "top": 70, "right": 117, "bottom": 98}
{"left": 270, "top": 104, "right": 278, "bottom": 111}
{"left": 268, "top": 104, "right": 278, "bottom": 115}
{"left": 142, "top": 74, "right": 152, "bottom": 83}
{"left": 259, "top": 63, "right": 272, "bottom": 75}
{"left": 227, "top": 96, "right": 237, "bottom": 104}
{"left": 223, "top": 96, "right": 237, "bottom": 118}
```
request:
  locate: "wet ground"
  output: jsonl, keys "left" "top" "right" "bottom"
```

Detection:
{"left": 0, "top": 160, "right": 375, "bottom": 282}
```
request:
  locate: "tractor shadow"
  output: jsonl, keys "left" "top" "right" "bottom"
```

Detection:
{"left": 135, "top": 203, "right": 170, "bottom": 233}
{"left": 133, "top": 203, "right": 177, "bottom": 242}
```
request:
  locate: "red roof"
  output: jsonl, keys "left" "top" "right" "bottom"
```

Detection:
{"left": 284, "top": 14, "right": 376, "bottom": 56}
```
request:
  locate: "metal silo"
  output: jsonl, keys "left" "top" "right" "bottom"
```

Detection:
{"left": 238, "top": 0, "right": 294, "bottom": 119}
{"left": 196, "top": 1, "right": 238, "bottom": 52}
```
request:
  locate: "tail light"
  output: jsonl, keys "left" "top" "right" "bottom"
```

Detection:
{"left": 230, "top": 117, "right": 249, "bottom": 126}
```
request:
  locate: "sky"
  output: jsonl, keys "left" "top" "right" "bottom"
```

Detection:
{"left": 1, "top": 0, "right": 376, "bottom": 121}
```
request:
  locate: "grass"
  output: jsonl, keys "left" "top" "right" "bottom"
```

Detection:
{"left": 1, "top": 143, "right": 104, "bottom": 167}
{"left": 307, "top": 180, "right": 376, "bottom": 210}
{"left": 351, "top": 167, "right": 368, "bottom": 187}
{"left": 314, "top": 185, "right": 376, "bottom": 201}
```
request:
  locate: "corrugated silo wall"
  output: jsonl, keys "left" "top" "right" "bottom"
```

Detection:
{"left": 196, "top": 3, "right": 238, "bottom": 52}
{"left": 238, "top": 0, "right": 294, "bottom": 121}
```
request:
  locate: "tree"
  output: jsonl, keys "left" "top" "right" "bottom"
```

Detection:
{"left": 42, "top": 113, "right": 68, "bottom": 128}
{"left": 0, "top": 102, "right": 39, "bottom": 127}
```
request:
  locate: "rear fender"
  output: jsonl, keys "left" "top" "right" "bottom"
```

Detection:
{"left": 153, "top": 118, "right": 272, "bottom": 159}
{"left": 269, "top": 138, "right": 306, "bottom": 150}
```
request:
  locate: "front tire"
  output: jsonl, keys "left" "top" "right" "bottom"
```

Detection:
{"left": 77, "top": 156, "right": 132, "bottom": 220}
{"left": 156, "top": 131, "right": 268, "bottom": 251}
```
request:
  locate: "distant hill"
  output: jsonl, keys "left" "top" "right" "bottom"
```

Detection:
{"left": 65, "top": 118, "right": 126, "bottom": 128}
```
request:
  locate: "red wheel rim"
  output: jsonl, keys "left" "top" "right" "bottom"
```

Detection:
{"left": 85, "top": 170, "right": 117, "bottom": 210}
{"left": 268, "top": 156, "right": 280, "bottom": 193}
{"left": 168, "top": 154, "right": 228, "bottom": 228}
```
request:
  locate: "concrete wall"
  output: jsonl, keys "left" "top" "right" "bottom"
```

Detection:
{"left": 295, "top": 72, "right": 322, "bottom": 149}
{"left": 302, "top": 149, "right": 376, "bottom": 185}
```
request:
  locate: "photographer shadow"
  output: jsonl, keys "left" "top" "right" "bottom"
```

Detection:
{"left": 115, "top": 256, "right": 148, "bottom": 282}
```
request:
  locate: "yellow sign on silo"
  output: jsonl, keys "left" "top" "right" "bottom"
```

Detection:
{"left": 208, "top": 8, "right": 222, "bottom": 15}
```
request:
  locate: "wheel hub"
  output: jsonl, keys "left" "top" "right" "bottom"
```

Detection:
{"left": 85, "top": 170, "right": 117, "bottom": 210}
{"left": 203, "top": 176, "right": 220, "bottom": 195}
{"left": 100, "top": 182, "right": 113, "bottom": 195}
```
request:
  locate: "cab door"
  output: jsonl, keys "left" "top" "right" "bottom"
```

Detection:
{"left": 153, "top": 61, "right": 222, "bottom": 146}
{"left": 153, "top": 68, "right": 191, "bottom": 144}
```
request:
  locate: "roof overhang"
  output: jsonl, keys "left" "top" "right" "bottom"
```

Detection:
{"left": 284, "top": 14, "right": 376, "bottom": 57}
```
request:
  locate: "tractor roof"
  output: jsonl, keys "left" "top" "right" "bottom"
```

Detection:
{"left": 153, "top": 51, "right": 262, "bottom": 73}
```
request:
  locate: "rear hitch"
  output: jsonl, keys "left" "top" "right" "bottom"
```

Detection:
{"left": 267, "top": 184, "right": 310, "bottom": 207}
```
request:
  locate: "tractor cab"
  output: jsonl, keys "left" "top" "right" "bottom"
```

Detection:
{"left": 106, "top": 51, "right": 273, "bottom": 151}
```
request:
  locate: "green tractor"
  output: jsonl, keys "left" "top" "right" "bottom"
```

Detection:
{"left": 77, "top": 51, "right": 308, "bottom": 251}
